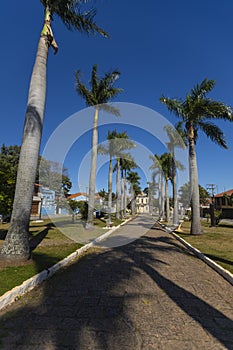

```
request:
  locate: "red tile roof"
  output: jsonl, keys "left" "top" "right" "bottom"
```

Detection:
{"left": 68, "top": 192, "right": 88, "bottom": 199}
{"left": 215, "top": 189, "right": 233, "bottom": 197}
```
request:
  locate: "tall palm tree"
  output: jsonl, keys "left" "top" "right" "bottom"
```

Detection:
{"left": 159, "top": 153, "right": 172, "bottom": 222}
{"left": 147, "top": 173, "right": 157, "bottom": 215}
{"left": 112, "top": 133, "right": 136, "bottom": 219}
{"left": 98, "top": 130, "right": 119, "bottom": 224}
{"left": 160, "top": 78, "right": 233, "bottom": 235}
{"left": 164, "top": 123, "right": 186, "bottom": 226}
{"left": 75, "top": 64, "right": 123, "bottom": 229}
{"left": 1, "top": 1, "right": 108, "bottom": 260}
{"left": 127, "top": 171, "right": 141, "bottom": 215}
{"left": 119, "top": 157, "right": 137, "bottom": 217}
{"left": 150, "top": 154, "right": 164, "bottom": 220}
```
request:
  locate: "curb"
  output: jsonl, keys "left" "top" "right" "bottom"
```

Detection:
{"left": 0, "top": 217, "right": 132, "bottom": 312}
{"left": 162, "top": 225, "right": 233, "bottom": 286}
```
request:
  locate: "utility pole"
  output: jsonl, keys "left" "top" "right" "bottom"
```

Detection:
{"left": 206, "top": 184, "right": 216, "bottom": 226}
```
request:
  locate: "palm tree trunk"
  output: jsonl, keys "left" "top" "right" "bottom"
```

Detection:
{"left": 165, "top": 178, "right": 170, "bottom": 222}
{"left": 189, "top": 136, "right": 203, "bottom": 235}
{"left": 123, "top": 171, "right": 127, "bottom": 217}
{"left": 116, "top": 158, "right": 121, "bottom": 220}
{"left": 107, "top": 156, "right": 113, "bottom": 225}
{"left": 130, "top": 184, "right": 134, "bottom": 214}
{"left": 158, "top": 171, "right": 162, "bottom": 219}
{"left": 120, "top": 177, "right": 124, "bottom": 219}
{"left": 86, "top": 107, "right": 99, "bottom": 229}
{"left": 159, "top": 171, "right": 165, "bottom": 220}
{"left": 148, "top": 182, "right": 152, "bottom": 214}
{"left": 172, "top": 158, "right": 179, "bottom": 226}
{"left": 1, "top": 34, "right": 49, "bottom": 260}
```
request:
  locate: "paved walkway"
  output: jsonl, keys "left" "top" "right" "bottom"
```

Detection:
{"left": 0, "top": 215, "right": 232, "bottom": 349}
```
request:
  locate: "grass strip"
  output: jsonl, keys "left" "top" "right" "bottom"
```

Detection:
{"left": 0, "top": 215, "right": 126, "bottom": 297}
{"left": 176, "top": 220, "right": 233, "bottom": 274}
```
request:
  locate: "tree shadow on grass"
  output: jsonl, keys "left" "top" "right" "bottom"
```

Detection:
{"left": 0, "top": 223, "right": 232, "bottom": 349}
{"left": 0, "top": 230, "right": 7, "bottom": 240}
{"left": 205, "top": 254, "right": 233, "bottom": 266}
{"left": 29, "top": 223, "right": 53, "bottom": 251}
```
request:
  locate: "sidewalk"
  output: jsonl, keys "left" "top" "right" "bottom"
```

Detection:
{"left": 0, "top": 215, "right": 232, "bottom": 349}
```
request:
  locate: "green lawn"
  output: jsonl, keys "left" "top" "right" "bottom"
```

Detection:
{"left": 0, "top": 215, "right": 125, "bottom": 297}
{"left": 177, "top": 220, "right": 233, "bottom": 274}
{"left": 0, "top": 219, "right": 83, "bottom": 296}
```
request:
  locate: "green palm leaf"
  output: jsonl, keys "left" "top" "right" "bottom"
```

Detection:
{"left": 199, "top": 121, "right": 227, "bottom": 148}
{"left": 190, "top": 78, "right": 215, "bottom": 100}
{"left": 41, "top": 0, "right": 109, "bottom": 36}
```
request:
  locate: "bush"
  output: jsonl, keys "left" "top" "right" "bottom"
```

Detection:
{"left": 76, "top": 201, "right": 88, "bottom": 220}
{"left": 214, "top": 210, "right": 223, "bottom": 225}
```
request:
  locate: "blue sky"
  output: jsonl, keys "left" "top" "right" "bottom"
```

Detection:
{"left": 1, "top": 1, "right": 233, "bottom": 195}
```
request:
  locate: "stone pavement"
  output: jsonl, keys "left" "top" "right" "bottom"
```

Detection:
{"left": 0, "top": 215, "right": 232, "bottom": 350}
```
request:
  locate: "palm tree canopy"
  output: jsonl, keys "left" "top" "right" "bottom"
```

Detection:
{"left": 40, "top": 0, "right": 108, "bottom": 37}
{"left": 164, "top": 123, "right": 187, "bottom": 151}
{"left": 149, "top": 154, "right": 163, "bottom": 172}
{"left": 75, "top": 64, "right": 123, "bottom": 114}
{"left": 119, "top": 156, "right": 137, "bottom": 174}
{"left": 98, "top": 188, "right": 107, "bottom": 199}
{"left": 126, "top": 171, "right": 140, "bottom": 185}
{"left": 98, "top": 130, "right": 136, "bottom": 158}
{"left": 160, "top": 78, "right": 233, "bottom": 148}
{"left": 127, "top": 171, "right": 141, "bottom": 195}
{"left": 160, "top": 153, "right": 172, "bottom": 181}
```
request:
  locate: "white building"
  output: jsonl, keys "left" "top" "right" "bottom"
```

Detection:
{"left": 136, "top": 193, "right": 149, "bottom": 213}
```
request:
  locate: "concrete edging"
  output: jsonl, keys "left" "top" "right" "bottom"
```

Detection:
{"left": 0, "top": 217, "right": 132, "bottom": 312}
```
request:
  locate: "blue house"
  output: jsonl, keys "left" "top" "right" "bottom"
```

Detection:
{"left": 40, "top": 187, "right": 56, "bottom": 216}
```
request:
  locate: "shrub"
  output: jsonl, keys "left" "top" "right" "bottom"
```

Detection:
{"left": 76, "top": 201, "right": 88, "bottom": 220}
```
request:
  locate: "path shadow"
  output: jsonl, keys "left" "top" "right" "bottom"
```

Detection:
{"left": 137, "top": 261, "right": 233, "bottom": 349}
{"left": 0, "top": 225, "right": 232, "bottom": 349}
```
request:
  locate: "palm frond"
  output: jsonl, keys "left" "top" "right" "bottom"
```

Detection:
{"left": 120, "top": 156, "right": 137, "bottom": 171}
{"left": 198, "top": 100, "right": 233, "bottom": 121}
{"left": 175, "top": 159, "right": 185, "bottom": 171}
{"left": 99, "top": 103, "right": 121, "bottom": 116}
{"left": 75, "top": 65, "right": 122, "bottom": 110}
{"left": 91, "top": 64, "right": 99, "bottom": 95}
{"left": 190, "top": 78, "right": 215, "bottom": 100}
{"left": 46, "top": 0, "right": 109, "bottom": 37}
{"left": 199, "top": 121, "right": 228, "bottom": 148}
{"left": 160, "top": 96, "right": 184, "bottom": 119}
{"left": 97, "top": 69, "right": 123, "bottom": 103}
{"left": 97, "top": 144, "right": 108, "bottom": 155}
{"left": 126, "top": 171, "right": 141, "bottom": 184}
{"left": 75, "top": 70, "right": 96, "bottom": 105}
{"left": 175, "top": 121, "right": 188, "bottom": 146}
{"left": 149, "top": 154, "right": 161, "bottom": 171}
{"left": 164, "top": 123, "right": 187, "bottom": 151}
